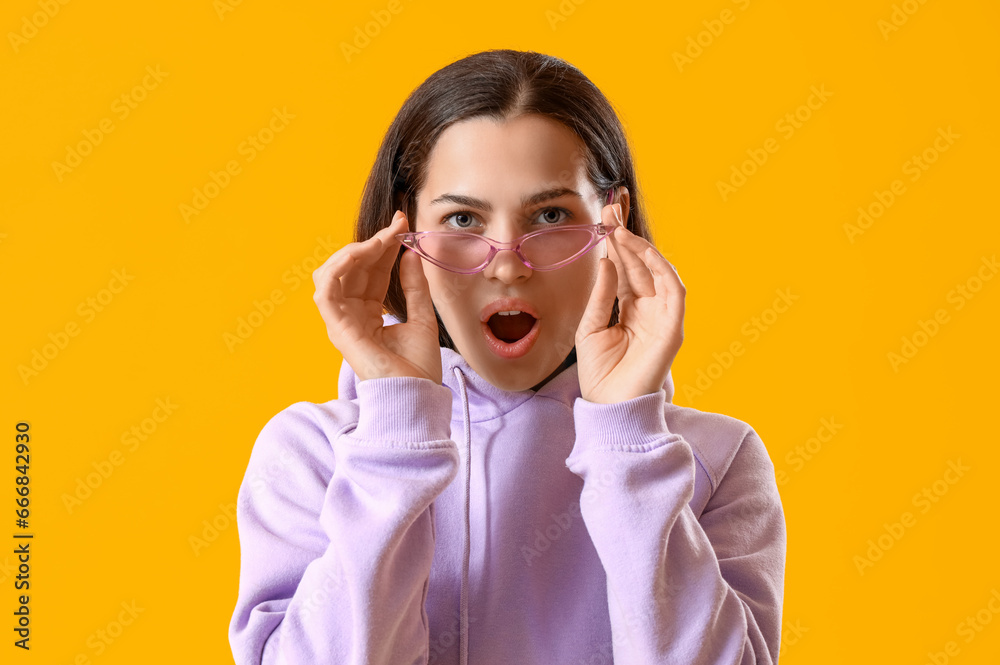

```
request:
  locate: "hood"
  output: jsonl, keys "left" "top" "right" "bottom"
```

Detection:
{"left": 335, "top": 311, "right": 674, "bottom": 665}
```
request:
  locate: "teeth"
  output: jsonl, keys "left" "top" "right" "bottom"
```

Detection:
{"left": 497, "top": 310, "right": 522, "bottom": 316}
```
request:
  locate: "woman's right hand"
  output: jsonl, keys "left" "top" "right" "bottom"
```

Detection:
{"left": 313, "top": 210, "right": 443, "bottom": 384}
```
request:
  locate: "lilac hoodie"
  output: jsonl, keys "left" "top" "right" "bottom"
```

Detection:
{"left": 229, "top": 313, "right": 786, "bottom": 664}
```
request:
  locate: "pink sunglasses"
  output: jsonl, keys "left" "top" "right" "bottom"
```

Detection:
{"left": 394, "top": 188, "right": 619, "bottom": 275}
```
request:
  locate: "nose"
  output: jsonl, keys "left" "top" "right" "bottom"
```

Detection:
{"left": 481, "top": 223, "right": 533, "bottom": 282}
{"left": 482, "top": 246, "right": 532, "bottom": 282}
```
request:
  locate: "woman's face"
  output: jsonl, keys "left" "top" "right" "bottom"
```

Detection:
{"left": 412, "top": 113, "right": 613, "bottom": 392}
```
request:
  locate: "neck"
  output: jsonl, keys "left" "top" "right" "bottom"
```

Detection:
{"left": 530, "top": 347, "right": 577, "bottom": 392}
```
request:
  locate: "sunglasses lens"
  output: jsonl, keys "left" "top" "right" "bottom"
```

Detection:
{"left": 415, "top": 227, "right": 600, "bottom": 272}
{"left": 520, "top": 228, "right": 596, "bottom": 268}
{"left": 417, "top": 234, "right": 492, "bottom": 271}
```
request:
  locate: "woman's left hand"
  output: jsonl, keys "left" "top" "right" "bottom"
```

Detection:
{"left": 576, "top": 203, "right": 686, "bottom": 404}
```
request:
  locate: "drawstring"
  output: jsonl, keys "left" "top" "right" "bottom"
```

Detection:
{"left": 452, "top": 366, "right": 471, "bottom": 665}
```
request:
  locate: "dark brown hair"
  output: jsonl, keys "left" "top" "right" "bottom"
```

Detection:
{"left": 356, "top": 48, "right": 652, "bottom": 350}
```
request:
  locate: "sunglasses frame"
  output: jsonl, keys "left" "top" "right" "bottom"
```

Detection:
{"left": 394, "top": 188, "right": 619, "bottom": 274}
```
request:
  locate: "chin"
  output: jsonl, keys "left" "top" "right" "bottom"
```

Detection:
{"left": 460, "top": 351, "right": 543, "bottom": 392}
{"left": 452, "top": 320, "right": 563, "bottom": 391}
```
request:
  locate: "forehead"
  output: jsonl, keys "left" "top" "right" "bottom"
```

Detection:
{"left": 422, "top": 114, "right": 592, "bottom": 196}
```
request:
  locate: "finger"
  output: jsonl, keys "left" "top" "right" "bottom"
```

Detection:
{"left": 344, "top": 212, "right": 407, "bottom": 296}
{"left": 603, "top": 205, "right": 635, "bottom": 307}
{"left": 607, "top": 205, "right": 656, "bottom": 298}
{"left": 313, "top": 212, "right": 400, "bottom": 282}
{"left": 313, "top": 251, "right": 380, "bottom": 336}
{"left": 314, "top": 245, "right": 353, "bottom": 304}
{"left": 645, "top": 251, "right": 685, "bottom": 298}
{"left": 398, "top": 246, "right": 438, "bottom": 329}
{"left": 313, "top": 258, "right": 350, "bottom": 337}
{"left": 577, "top": 257, "right": 618, "bottom": 340}
{"left": 366, "top": 212, "right": 409, "bottom": 300}
{"left": 313, "top": 234, "right": 350, "bottom": 290}
{"left": 336, "top": 214, "right": 407, "bottom": 298}
{"left": 313, "top": 219, "right": 399, "bottom": 331}
{"left": 645, "top": 251, "right": 686, "bottom": 342}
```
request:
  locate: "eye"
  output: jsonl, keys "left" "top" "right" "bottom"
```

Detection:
{"left": 439, "top": 206, "right": 573, "bottom": 230}
{"left": 441, "top": 211, "right": 481, "bottom": 230}
{"left": 534, "top": 207, "right": 572, "bottom": 224}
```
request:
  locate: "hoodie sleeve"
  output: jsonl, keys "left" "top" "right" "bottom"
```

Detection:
{"left": 228, "top": 377, "right": 459, "bottom": 665}
{"left": 564, "top": 389, "right": 786, "bottom": 665}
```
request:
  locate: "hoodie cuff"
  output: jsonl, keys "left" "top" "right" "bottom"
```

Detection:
{"left": 571, "top": 389, "right": 675, "bottom": 451}
{"left": 350, "top": 376, "right": 454, "bottom": 447}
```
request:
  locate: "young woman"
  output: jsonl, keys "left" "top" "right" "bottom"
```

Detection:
{"left": 229, "top": 49, "right": 786, "bottom": 665}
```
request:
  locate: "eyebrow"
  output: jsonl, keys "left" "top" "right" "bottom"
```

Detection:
{"left": 428, "top": 187, "right": 584, "bottom": 211}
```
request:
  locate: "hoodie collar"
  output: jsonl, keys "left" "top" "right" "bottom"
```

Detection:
{"left": 437, "top": 342, "right": 587, "bottom": 422}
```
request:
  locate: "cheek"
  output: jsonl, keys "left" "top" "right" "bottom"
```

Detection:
{"left": 575, "top": 255, "right": 603, "bottom": 291}
{"left": 551, "top": 259, "right": 601, "bottom": 318}
{"left": 423, "top": 268, "right": 476, "bottom": 320}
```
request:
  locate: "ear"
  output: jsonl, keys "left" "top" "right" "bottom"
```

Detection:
{"left": 612, "top": 186, "right": 631, "bottom": 227}
{"left": 600, "top": 186, "right": 630, "bottom": 259}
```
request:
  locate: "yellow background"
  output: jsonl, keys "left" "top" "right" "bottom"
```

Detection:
{"left": 2, "top": 0, "right": 998, "bottom": 662}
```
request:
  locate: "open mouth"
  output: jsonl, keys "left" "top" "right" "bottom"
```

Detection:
{"left": 481, "top": 311, "right": 540, "bottom": 359}
{"left": 487, "top": 312, "right": 537, "bottom": 343}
